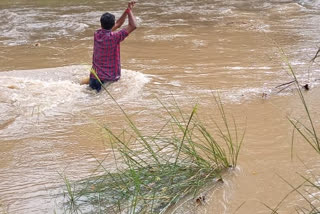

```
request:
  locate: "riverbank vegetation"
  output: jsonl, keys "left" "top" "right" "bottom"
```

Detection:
{"left": 61, "top": 80, "right": 244, "bottom": 213}
{"left": 266, "top": 49, "right": 320, "bottom": 213}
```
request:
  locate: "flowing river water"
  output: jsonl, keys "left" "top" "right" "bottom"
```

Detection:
{"left": 1, "top": 0, "right": 320, "bottom": 213}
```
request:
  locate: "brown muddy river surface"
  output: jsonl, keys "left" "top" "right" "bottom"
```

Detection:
{"left": 1, "top": 0, "right": 320, "bottom": 213}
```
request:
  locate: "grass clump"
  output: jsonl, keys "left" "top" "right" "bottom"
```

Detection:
{"left": 62, "top": 84, "right": 244, "bottom": 213}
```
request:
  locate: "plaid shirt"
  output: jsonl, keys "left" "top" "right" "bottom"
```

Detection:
{"left": 91, "top": 28, "right": 128, "bottom": 81}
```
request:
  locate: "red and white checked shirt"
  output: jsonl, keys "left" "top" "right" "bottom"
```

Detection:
{"left": 91, "top": 28, "right": 128, "bottom": 81}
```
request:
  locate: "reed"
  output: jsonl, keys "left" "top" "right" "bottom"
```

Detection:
{"left": 61, "top": 72, "right": 244, "bottom": 213}
{"left": 266, "top": 49, "right": 320, "bottom": 214}
{"left": 278, "top": 48, "right": 320, "bottom": 155}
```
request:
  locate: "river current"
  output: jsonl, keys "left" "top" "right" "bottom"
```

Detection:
{"left": 0, "top": 0, "right": 320, "bottom": 213}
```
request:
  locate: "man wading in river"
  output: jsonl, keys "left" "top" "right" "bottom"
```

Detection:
{"left": 86, "top": 1, "right": 137, "bottom": 92}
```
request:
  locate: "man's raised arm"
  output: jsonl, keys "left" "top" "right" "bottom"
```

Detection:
{"left": 124, "top": 1, "right": 137, "bottom": 34}
{"left": 112, "top": 1, "right": 137, "bottom": 32}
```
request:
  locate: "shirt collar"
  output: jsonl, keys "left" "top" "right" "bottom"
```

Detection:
{"left": 100, "top": 28, "right": 112, "bottom": 32}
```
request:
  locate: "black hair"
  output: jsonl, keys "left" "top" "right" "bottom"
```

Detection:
{"left": 100, "top": 12, "right": 115, "bottom": 30}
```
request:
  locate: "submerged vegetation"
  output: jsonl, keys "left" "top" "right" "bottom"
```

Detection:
{"left": 61, "top": 73, "right": 244, "bottom": 213}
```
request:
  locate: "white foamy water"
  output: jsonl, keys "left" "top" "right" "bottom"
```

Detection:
{"left": 0, "top": 66, "right": 151, "bottom": 140}
{"left": 4, "top": 62, "right": 314, "bottom": 141}
{"left": 296, "top": 0, "right": 320, "bottom": 8}
{"left": 0, "top": 7, "right": 125, "bottom": 46}
{"left": 2, "top": 0, "right": 317, "bottom": 46}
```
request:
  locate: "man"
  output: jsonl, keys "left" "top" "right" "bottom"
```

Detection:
{"left": 89, "top": 1, "right": 137, "bottom": 92}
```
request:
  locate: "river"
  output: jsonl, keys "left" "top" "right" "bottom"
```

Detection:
{"left": 1, "top": 0, "right": 320, "bottom": 213}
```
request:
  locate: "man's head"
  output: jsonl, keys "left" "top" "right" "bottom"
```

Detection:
{"left": 100, "top": 12, "right": 115, "bottom": 30}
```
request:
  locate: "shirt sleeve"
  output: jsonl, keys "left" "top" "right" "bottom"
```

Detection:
{"left": 114, "top": 29, "right": 129, "bottom": 43}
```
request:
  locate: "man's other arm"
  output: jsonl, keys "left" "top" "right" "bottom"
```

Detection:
{"left": 112, "top": 1, "right": 136, "bottom": 32}
{"left": 112, "top": 9, "right": 127, "bottom": 31}
{"left": 124, "top": 2, "right": 137, "bottom": 34}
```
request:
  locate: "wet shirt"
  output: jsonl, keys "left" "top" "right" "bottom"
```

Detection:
{"left": 91, "top": 28, "right": 128, "bottom": 81}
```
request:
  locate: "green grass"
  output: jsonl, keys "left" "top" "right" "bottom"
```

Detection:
{"left": 61, "top": 71, "right": 244, "bottom": 213}
{"left": 280, "top": 50, "right": 320, "bottom": 155}
{"left": 265, "top": 47, "right": 320, "bottom": 214}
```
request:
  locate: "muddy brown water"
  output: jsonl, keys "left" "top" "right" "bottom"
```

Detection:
{"left": 0, "top": 0, "right": 320, "bottom": 213}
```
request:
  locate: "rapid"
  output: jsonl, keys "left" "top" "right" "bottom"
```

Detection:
{"left": 1, "top": 0, "right": 320, "bottom": 213}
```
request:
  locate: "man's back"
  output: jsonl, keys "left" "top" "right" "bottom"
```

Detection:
{"left": 91, "top": 29, "right": 128, "bottom": 81}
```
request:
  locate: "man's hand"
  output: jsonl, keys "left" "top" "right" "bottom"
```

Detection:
{"left": 112, "top": 1, "right": 137, "bottom": 32}
{"left": 127, "top": 1, "right": 136, "bottom": 10}
{"left": 125, "top": 1, "right": 137, "bottom": 34}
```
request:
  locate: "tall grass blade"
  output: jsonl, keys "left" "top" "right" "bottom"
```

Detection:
{"left": 60, "top": 72, "right": 244, "bottom": 213}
